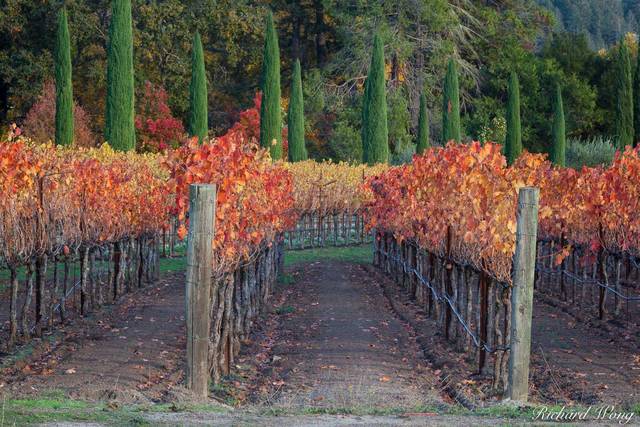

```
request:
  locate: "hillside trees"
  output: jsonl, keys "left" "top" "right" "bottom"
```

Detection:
{"left": 551, "top": 83, "right": 566, "bottom": 166}
{"left": 259, "top": 12, "right": 282, "bottom": 160}
{"left": 361, "top": 34, "right": 389, "bottom": 165}
{"left": 288, "top": 59, "right": 307, "bottom": 161}
{"left": 416, "top": 91, "right": 429, "bottom": 155}
{"left": 188, "top": 32, "right": 208, "bottom": 141}
{"left": 55, "top": 7, "right": 73, "bottom": 147}
{"left": 105, "top": 0, "right": 136, "bottom": 151}
{"left": 504, "top": 72, "right": 522, "bottom": 165}
{"left": 614, "top": 40, "right": 634, "bottom": 149}
{"left": 442, "top": 59, "right": 461, "bottom": 144}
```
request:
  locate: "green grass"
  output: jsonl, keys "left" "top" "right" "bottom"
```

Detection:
{"left": 284, "top": 244, "right": 372, "bottom": 267}
{"left": 159, "top": 256, "right": 186, "bottom": 273}
{"left": 275, "top": 305, "right": 295, "bottom": 315}
{"left": 277, "top": 273, "right": 296, "bottom": 285}
{"left": 0, "top": 394, "right": 227, "bottom": 426}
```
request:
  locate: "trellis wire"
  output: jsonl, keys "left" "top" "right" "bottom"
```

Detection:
{"left": 1, "top": 235, "right": 162, "bottom": 349}
{"left": 534, "top": 239, "right": 640, "bottom": 322}
{"left": 284, "top": 211, "right": 372, "bottom": 250}
{"left": 377, "top": 245, "right": 509, "bottom": 354}
{"left": 537, "top": 267, "right": 640, "bottom": 301}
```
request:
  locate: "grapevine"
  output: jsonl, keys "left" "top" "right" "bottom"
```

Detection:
{"left": 363, "top": 142, "right": 640, "bottom": 283}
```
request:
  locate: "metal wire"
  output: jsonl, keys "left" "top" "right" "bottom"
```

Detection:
{"left": 536, "top": 266, "right": 640, "bottom": 301}
{"left": 376, "top": 246, "right": 510, "bottom": 354}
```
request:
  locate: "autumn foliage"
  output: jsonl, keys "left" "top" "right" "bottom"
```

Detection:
{"left": 363, "top": 142, "right": 640, "bottom": 283}
{"left": 0, "top": 129, "right": 295, "bottom": 278}
{"left": 0, "top": 136, "right": 170, "bottom": 265}
{"left": 166, "top": 137, "right": 294, "bottom": 276}
{"left": 135, "top": 81, "right": 185, "bottom": 153}
{"left": 22, "top": 81, "right": 96, "bottom": 148}
{"left": 219, "top": 92, "right": 288, "bottom": 156}
{"left": 286, "top": 160, "right": 386, "bottom": 216}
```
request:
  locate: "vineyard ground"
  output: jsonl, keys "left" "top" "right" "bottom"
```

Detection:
{"left": 0, "top": 246, "right": 638, "bottom": 425}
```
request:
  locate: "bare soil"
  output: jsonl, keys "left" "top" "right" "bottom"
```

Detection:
{"left": 530, "top": 295, "right": 640, "bottom": 405}
{"left": 363, "top": 263, "right": 640, "bottom": 407}
{"left": 246, "top": 260, "right": 446, "bottom": 411}
{"left": 1, "top": 256, "right": 638, "bottom": 425}
{"left": 0, "top": 272, "right": 186, "bottom": 404}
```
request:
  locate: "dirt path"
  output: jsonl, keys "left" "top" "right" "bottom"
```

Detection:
{"left": 255, "top": 261, "right": 446, "bottom": 411}
{"left": 2, "top": 254, "right": 639, "bottom": 426}
{"left": 531, "top": 297, "right": 640, "bottom": 405}
{"left": 1, "top": 272, "right": 186, "bottom": 403}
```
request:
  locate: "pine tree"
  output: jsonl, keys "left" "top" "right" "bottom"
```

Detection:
{"left": 504, "top": 72, "right": 522, "bottom": 165}
{"left": 105, "top": 0, "right": 135, "bottom": 151}
{"left": 362, "top": 33, "right": 389, "bottom": 165}
{"left": 55, "top": 7, "right": 73, "bottom": 147}
{"left": 259, "top": 12, "right": 283, "bottom": 160}
{"left": 287, "top": 59, "right": 307, "bottom": 161}
{"left": 616, "top": 41, "right": 634, "bottom": 150}
{"left": 442, "top": 58, "right": 461, "bottom": 144}
{"left": 416, "top": 90, "right": 429, "bottom": 155}
{"left": 551, "top": 83, "right": 566, "bottom": 167}
{"left": 188, "top": 32, "right": 208, "bottom": 141}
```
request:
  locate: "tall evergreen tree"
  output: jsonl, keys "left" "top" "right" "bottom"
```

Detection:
{"left": 442, "top": 58, "right": 461, "bottom": 144}
{"left": 361, "top": 76, "right": 370, "bottom": 159}
{"left": 504, "top": 72, "right": 522, "bottom": 165}
{"left": 615, "top": 40, "right": 633, "bottom": 150}
{"left": 634, "top": 43, "right": 640, "bottom": 146}
{"left": 188, "top": 32, "right": 208, "bottom": 141}
{"left": 55, "top": 7, "right": 73, "bottom": 147}
{"left": 551, "top": 83, "right": 566, "bottom": 167}
{"left": 416, "top": 90, "right": 429, "bottom": 155}
{"left": 105, "top": 0, "right": 135, "bottom": 151}
{"left": 287, "top": 59, "right": 307, "bottom": 161}
{"left": 259, "top": 12, "right": 283, "bottom": 160}
{"left": 362, "top": 33, "right": 389, "bottom": 165}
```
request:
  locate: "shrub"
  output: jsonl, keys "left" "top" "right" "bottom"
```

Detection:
{"left": 390, "top": 143, "right": 415, "bottom": 165}
{"left": 22, "top": 81, "right": 95, "bottom": 147}
{"left": 135, "top": 81, "right": 185, "bottom": 153}
{"left": 566, "top": 136, "right": 616, "bottom": 169}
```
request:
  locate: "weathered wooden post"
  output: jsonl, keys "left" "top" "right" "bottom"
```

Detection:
{"left": 507, "top": 187, "right": 539, "bottom": 402}
{"left": 186, "top": 184, "right": 216, "bottom": 398}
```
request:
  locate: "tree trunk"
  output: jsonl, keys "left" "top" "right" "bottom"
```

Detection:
{"left": 21, "top": 262, "right": 35, "bottom": 341}
{"left": 80, "top": 246, "right": 90, "bottom": 315}
{"left": 9, "top": 266, "right": 19, "bottom": 348}
{"left": 35, "top": 255, "right": 47, "bottom": 337}
{"left": 314, "top": 0, "right": 326, "bottom": 66}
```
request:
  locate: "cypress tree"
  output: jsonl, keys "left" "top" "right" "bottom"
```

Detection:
{"left": 105, "top": 0, "right": 135, "bottom": 151}
{"left": 362, "top": 33, "right": 389, "bottom": 165}
{"left": 504, "top": 72, "right": 522, "bottom": 165}
{"left": 259, "top": 12, "right": 283, "bottom": 160}
{"left": 616, "top": 41, "right": 634, "bottom": 150}
{"left": 55, "top": 7, "right": 73, "bottom": 147}
{"left": 188, "top": 32, "right": 208, "bottom": 141}
{"left": 634, "top": 46, "right": 640, "bottom": 146}
{"left": 361, "top": 76, "right": 370, "bottom": 160}
{"left": 551, "top": 83, "right": 566, "bottom": 167}
{"left": 416, "top": 90, "right": 429, "bottom": 155}
{"left": 287, "top": 59, "right": 307, "bottom": 161}
{"left": 634, "top": 45, "right": 640, "bottom": 147}
{"left": 442, "top": 58, "right": 461, "bottom": 144}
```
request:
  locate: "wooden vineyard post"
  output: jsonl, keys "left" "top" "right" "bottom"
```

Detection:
{"left": 185, "top": 184, "right": 216, "bottom": 398}
{"left": 507, "top": 187, "right": 539, "bottom": 402}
